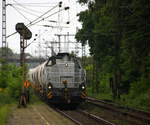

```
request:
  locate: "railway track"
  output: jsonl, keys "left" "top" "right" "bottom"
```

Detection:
{"left": 36, "top": 93, "right": 115, "bottom": 125}
{"left": 45, "top": 103, "right": 115, "bottom": 125}
{"left": 54, "top": 108, "right": 82, "bottom": 125}
{"left": 78, "top": 109, "right": 116, "bottom": 125}
{"left": 54, "top": 108, "right": 116, "bottom": 125}
{"left": 86, "top": 97, "right": 150, "bottom": 125}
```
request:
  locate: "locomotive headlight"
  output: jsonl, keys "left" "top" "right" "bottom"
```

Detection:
{"left": 82, "top": 86, "right": 85, "bottom": 90}
{"left": 65, "top": 63, "right": 68, "bottom": 67}
{"left": 80, "top": 83, "right": 86, "bottom": 90}
{"left": 48, "top": 85, "right": 52, "bottom": 90}
{"left": 48, "top": 86, "right": 52, "bottom": 89}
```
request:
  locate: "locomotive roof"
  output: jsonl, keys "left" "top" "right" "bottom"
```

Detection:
{"left": 49, "top": 53, "right": 70, "bottom": 60}
{"left": 56, "top": 53, "right": 70, "bottom": 59}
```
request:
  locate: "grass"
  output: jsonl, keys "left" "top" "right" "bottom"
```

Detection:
{"left": 118, "top": 90, "right": 150, "bottom": 111}
{"left": 29, "top": 94, "right": 44, "bottom": 105}
{"left": 0, "top": 92, "right": 43, "bottom": 125}
{"left": 0, "top": 93, "right": 43, "bottom": 125}
{"left": 88, "top": 92, "right": 113, "bottom": 101}
{"left": 0, "top": 105, "right": 10, "bottom": 125}
{"left": 0, "top": 91, "right": 18, "bottom": 125}
{"left": 0, "top": 92, "right": 13, "bottom": 125}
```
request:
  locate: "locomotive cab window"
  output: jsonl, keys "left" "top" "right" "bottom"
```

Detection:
{"left": 47, "top": 60, "right": 52, "bottom": 66}
{"left": 46, "top": 57, "right": 56, "bottom": 66}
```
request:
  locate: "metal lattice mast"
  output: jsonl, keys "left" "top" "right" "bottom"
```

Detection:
{"left": 2, "top": 0, "right": 7, "bottom": 59}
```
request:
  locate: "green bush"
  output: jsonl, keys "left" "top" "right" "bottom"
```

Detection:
{"left": 87, "top": 85, "right": 113, "bottom": 100}
{"left": 0, "top": 65, "right": 22, "bottom": 100}
{"left": 6, "top": 77, "right": 22, "bottom": 99}
{"left": 0, "top": 64, "right": 27, "bottom": 125}
{"left": 0, "top": 92, "right": 12, "bottom": 105}
{"left": 87, "top": 72, "right": 150, "bottom": 110}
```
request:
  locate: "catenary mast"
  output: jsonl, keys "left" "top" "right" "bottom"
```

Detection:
{"left": 2, "top": 0, "right": 7, "bottom": 59}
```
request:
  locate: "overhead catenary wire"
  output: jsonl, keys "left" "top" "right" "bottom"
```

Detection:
{"left": 28, "top": 7, "right": 69, "bottom": 27}
{"left": 13, "top": 6, "right": 39, "bottom": 17}
{"left": 37, "top": 25, "right": 69, "bottom": 28}
{"left": 7, "top": 2, "right": 62, "bottom": 38}
{"left": 12, "top": 4, "right": 55, "bottom": 8}
{"left": 26, "top": 3, "right": 61, "bottom": 27}
{"left": 11, "top": 5, "right": 31, "bottom": 23}
{"left": 11, "top": 2, "right": 58, "bottom": 5}
{"left": 12, "top": 0, "right": 43, "bottom": 14}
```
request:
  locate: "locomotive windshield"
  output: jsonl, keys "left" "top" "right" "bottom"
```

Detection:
{"left": 46, "top": 53, "right": 81, "bottom": 69}
{"left": 46, "top": 56, "right": 56, "bottom": 66}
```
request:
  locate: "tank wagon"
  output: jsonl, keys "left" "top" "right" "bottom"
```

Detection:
{"left": 27, "top": 53, "right": 86, "bottom": 104}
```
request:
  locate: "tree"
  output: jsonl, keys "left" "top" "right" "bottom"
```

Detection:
{"left": 76, "top": 0, "right": 150, "bottom": 99}
{"left": 0, "top": 47, "right": 14, "bottom": 58}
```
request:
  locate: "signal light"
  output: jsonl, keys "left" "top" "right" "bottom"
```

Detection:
{"left": 59, "top": 1, "right": 62, "bottom": 7}
{"left": 65, "top": 7, "right": 69, "bottom": 10}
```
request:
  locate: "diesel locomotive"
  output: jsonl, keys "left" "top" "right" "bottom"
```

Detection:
{"left": 27, "top": 53, "right": 86, "bottom": 104}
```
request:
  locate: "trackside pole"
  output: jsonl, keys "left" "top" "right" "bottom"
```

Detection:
{"left": 15, "top": 23, "right": 32, "bottom": 108}
{"left": 18, "top": 36, "right": 28, "bottom": 107}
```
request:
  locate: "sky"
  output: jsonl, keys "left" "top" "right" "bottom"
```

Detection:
{"left": 0, "top": 0, "right": 89, "bottom": 58}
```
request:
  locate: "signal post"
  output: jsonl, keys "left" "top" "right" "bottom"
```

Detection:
{"left": 16, "top": 23, "right": 32, "bottom": 107}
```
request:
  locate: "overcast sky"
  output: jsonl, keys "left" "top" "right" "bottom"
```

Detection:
{"left": 0, "top": 0, "right": 89, "bottom": 57}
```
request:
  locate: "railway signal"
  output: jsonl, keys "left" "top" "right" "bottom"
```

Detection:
{"left": 16, "top": 23, "right": 32, "bottom": 107}
{"left": 16, "top": 23, "right": 32, "bottom": 68}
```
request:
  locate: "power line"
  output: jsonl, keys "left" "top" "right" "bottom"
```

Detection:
{"left": 11, "top": 5, "right": 31, "bottom": 23}
{"left": 12, "top": 0, "right": 43, "bottom": 14}
{"left": 14, "top": 6, "right": 39, "bottom": 17}
{"left": 12, "top": 4, "right": 55, "bottom": 8}
{"left": 28, "top": 7, "right": 69, "bottom": 27}
{"left": 7, "top": 2, "right": 61, "bottom": 38}
{"left": 26, "top": 3, "right": 60, "bottom": 27}
{"left": 11, "top": 2, "right": 58, "bottom": 5}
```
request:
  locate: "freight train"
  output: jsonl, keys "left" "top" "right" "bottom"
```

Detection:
{"left": 27, "top": 53, "right": 86, "bottom": 104}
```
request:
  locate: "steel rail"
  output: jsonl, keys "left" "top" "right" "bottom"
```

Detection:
{"left": 86, "top": 97, "right": 150, "bottom": 124}
{"left": 54, "top": 108, "right": 82, "bottom": 125}
{"left": 78, "top": 110, "right": 116, "bottom": 125}
{"left": 86, "top": 97, "right": 150, "bottom": 117}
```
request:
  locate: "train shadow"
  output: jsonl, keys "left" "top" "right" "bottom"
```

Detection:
{"left": 34, "top": 93, "right": 83, "bottom": 110}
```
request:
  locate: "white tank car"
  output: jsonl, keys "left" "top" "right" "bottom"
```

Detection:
{"left": 28, "top": 53, "right": 86, "bottom": 104}
{"left": 28, "top": 62, "right": 47, "bottom": 88}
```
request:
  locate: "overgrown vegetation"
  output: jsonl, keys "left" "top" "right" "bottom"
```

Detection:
{"left": 0, "top": 63, "right": 22, "bottom": 100}
{"left": 76, "top": 0, "right": 150, "bottom": 110}
{"left": 0, "top": 105, "right": 10, "bottom": 125}
{"left": 0, "top": 60, "right": 23, "bottom": 124}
